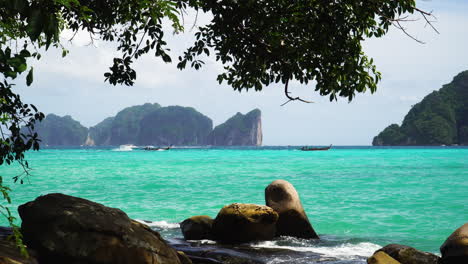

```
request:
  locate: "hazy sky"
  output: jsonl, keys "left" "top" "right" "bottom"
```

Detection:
{"left": 12, "top": 0, "right": 468, "bottom": 145}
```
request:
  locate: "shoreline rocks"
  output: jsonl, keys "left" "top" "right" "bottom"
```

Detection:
{"left": 367, "top": 251, "right": 400, "bottom": 264}
{"left": 180, "top": 215, "right": 214, "bottom": 241}
{"left": 0, "top": 236, "right": 39, "bottom": 264}
{"left": 371, "top": 244, "right": 439, "bottom": 264}
{"left": 440, "top": 222, "right": 468, "bottom": 264}
{"left": 18, "top": 193, "right": 184, "bottom": 264}
{"left": 265, "top": 180, "right": 319, "bottom": 239}
{"left": 212, "top": 203, "right": 278, "bottom": 243}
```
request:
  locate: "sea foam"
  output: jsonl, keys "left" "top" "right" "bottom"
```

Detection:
{"left": 251, "top": 240, "right": 381, "bottom": 260}
{"left": 135, "top": 219, "right": 180, "bottom": 229}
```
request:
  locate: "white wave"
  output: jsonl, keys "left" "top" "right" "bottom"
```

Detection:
{"left": 186, "top": 239, "right": 217, "bottom": 244}
{"left": 251, "top": 240, "right": 381, "bottom": 260}
{"left": 113, "top": 144, "right": 138, "bottom": 151}
{"left": 135, "top": 219, "right": 180, "bottom": 229}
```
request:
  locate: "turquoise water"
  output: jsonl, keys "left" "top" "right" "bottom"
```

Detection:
{"left": 1, "top": 147, "right": 467, "bottom": 261}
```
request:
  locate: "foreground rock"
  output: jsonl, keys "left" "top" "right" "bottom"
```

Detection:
{"left": 212, "top": 203, "right": 278, "bottom": 243}
{"left": 19, "top": 193, "right": 184, "bottom": 264}
{"left": 265, "top": 180, "right": 319, "bottom": 239}
{"left": 180, "top": 215, "right": 214, "bottom": 240}
{"left": 367, "top": 251, "right": 400, "bottom": 264}
{"left": 440, "top": 222, "right": 468, "bottom": 264}
{"left": 168, "top": 238, "right": 322, "bottom": 264}
{"left": 0, "top": 239, "right": 39, "bottom": 264}
{"left": 374, "top": 244, "right": 439, "bottom": 264}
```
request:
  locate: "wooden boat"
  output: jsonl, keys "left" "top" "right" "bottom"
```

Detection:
{"left": 300, "top": 144, "right": 332, "bottom": 151}
{"left": 143, "top": 145, "right": 172, "bottom": 151}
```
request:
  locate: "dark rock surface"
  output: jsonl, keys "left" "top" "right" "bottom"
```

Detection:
{"left": 208, "top": 109, "right": 262, "bottom": 146}
{"left": 375, "top": 244, "right": 439, "bottom": 264}
{"left": 180, "top": 215, "right": 214, "bottom": 240}
{"left": 0, "top": 239, "right": 39, "bottom": 264}
{"left": 212, "top": 203, "right": 278, "bottom": 243}
{"left": 265, "top": 179, "right": 319, "bottom": 239}
{"left": 168, "top": 238, "right": 322, "bottom": 264}
{"left": 440, "top": 222, "right": 468, "bottom": 264}
{"left": 18, "top": 193, "right": 182, "bottom": 264}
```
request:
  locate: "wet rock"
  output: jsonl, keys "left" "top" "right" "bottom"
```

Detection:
{"left": 376, "top": 244, "right": 439, "bottom": 264}
{"left": 168, "top": 237, "right": 328, "bottom": 264}
{"left": 0, "top": 239, "right": 39, "bottom": 264}
{"left": 212, "top": 203, "right": 278, "bottom": 243}
{"left": 180, "top": 215, "right": 214, "bottom": 240}
{"left": 440, "top": 222, "right": 468, "bottom": 264}
{"left": 265, "top": 179, "right": 319, "bottom": 239}
{"left": 19, "top": 193, "right": 182, "bottom": 264}
{"left": 367, "top": 251, "right": 401, "bottom": 264}
{"left": 176, "top": 251, "right": 193, "bottom": 264}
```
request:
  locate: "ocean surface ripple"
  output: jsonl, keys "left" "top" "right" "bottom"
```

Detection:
{"left": 1, "top": 146, "right": 467, "bottom": 262}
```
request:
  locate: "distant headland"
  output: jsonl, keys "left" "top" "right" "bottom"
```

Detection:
{"left": 373, "top": 70, "right": 468, "bottom": 146}
{"left": 27, "top": 104, "right": 262, "bottom": 147}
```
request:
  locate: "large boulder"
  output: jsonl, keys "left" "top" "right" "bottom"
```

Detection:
{"left": 440, "top": 223, "right": 468, "bottom": 264}
{"left": 212, "top": 203, "right": 278, "bottom": 243}
{"left": 265, "top": 180, "right": 319, "bottom": 239}
{"left": 367, "top": 251, "right": 401, "bottom": 264}
{"left": 18, "top": 193, "right": 183, "bottom": 264}
{"left": 180, "top": 215, "right": 214, "bottom": 240}
{"left": 375, "top": 244, "right": 439, "bottom": 264}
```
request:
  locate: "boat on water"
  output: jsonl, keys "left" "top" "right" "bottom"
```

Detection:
{"left": 143, "top": 145, "right": 172, "bottom": 151}
{"left": 300, "top": 144, "right": 332, "bottom": 151}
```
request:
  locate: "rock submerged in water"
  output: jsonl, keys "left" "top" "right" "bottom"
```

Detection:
{"left": 372, "top": 244, "right": 440, "bottom": 264}
{"left": 265, "top": 179, "right": 319, "bottom": 239}
{"left": 212, "top": 203, "right": 278, "bottom": 243}
{"left": 440, "top": 222, "right": 468, "bottom": 264}
{"left": 180, "top": 215, "right": 214, "bottom": 240}
{"left": 18, "top": 193, "right": 184, "bottom": 264}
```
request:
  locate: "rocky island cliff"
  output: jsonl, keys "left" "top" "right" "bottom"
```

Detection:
{"left": 30, "top": 104, "right": 262, "bottom": 146}
{"left": 208, "top": 109, "right": 262, "bottom": 146}
{"left": 373, "top": 70, "right": 468, "bottom": 146}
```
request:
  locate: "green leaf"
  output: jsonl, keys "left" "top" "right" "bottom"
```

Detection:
{"left": 26, "top": 9, "right": 44, "bottom": 41}
{"left": 17, "top": 63, "right": 27, "bottom": 73}
{"left": 26, "top": 67, "right": 34, "bottom": 86}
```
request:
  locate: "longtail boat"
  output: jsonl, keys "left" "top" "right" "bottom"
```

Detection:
{"left": 300, "top": 145, "right": 332, "bottom": 151}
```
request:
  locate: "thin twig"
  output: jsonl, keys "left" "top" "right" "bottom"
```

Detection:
{"left": 190, "top": 10, "right": 199, "bottom": 32}
{"left": 394, "top": 21, "right": 425, "bottom": 44}
{"left": 68, "top": 30, "right": 79, "bottom": 43}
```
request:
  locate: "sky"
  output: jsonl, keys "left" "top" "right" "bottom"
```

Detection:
{"left": 11, "top": 0, "right": 468, "bottom": 146}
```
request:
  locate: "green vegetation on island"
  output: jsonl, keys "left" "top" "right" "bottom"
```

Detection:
{"left": 139, "top": 106, "right": 212, "bottom": 146}
{"left": 373, "top": 70, "right": 468, "bottom": 146}
{"left": 90, "top": 103, "right": 162, "bottom": 146}
{"left": 28, "top": 114, "right": 88, "bottom": 146}
{"left": 30, "top": 104, "right": 261, "bottom": 147}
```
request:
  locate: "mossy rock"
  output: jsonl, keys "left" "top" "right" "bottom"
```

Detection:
{"left": 212, "top": 203, "right": 278, "bottom": 243}
{"left": 367, "top": 251, "right": 401, "bottom": 264}
{"left": 375, "top": 244, "right": 439, "bottom": 264}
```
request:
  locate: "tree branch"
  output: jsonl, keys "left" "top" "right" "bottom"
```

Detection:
{"left": 281, "top": 78, "right": 313, "bottom": 106}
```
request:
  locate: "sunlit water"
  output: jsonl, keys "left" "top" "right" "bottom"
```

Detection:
{"left": 1, "top": 146, "right": 467, "bottom": 263}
